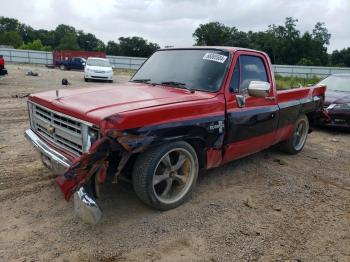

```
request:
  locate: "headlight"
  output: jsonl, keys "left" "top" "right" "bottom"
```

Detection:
{"left": 327, "top": 103, "right": 350, "bottom": 110}
{"left": 88, "top": 128, "right": 99, "bottom": 145}
{"left": 82, "top": 125, "right": 99, "bottom": 152}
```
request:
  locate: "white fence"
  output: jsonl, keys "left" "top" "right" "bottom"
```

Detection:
{"left": 272, "top": 64, "right": 350, "bottom": 78}
{"left": 1, "top": 47, "right": 350, "bottom": 77}
{"left": 106, "top": 55, "right": 146, "bottom": 70}
{"left": 0, "top": 47, "right": 145, "bottom": 69}
{"left": 0, "top": 48, "right": 52, "bottom": 64}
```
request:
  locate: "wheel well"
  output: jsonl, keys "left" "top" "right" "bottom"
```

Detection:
{"left": 119, "top": 138, "right": 207, "bottom": 178}
{"left": 184, "top": 138, "right": 206, "bottom": 169}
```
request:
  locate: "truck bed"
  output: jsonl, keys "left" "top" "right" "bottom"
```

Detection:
{"left": 277, "top": 85, "right": 326, "bottom": 104}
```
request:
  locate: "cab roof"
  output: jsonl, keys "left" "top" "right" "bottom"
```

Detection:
{"left": 159, "top": 46, "right": 267, "bottom": 55}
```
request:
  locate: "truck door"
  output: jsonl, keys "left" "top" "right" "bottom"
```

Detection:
{"left": 222, "top": 51, "right": 279, "bottom": 163}
{"left": 71, "top": 58, "right": 79, "bottom": 69}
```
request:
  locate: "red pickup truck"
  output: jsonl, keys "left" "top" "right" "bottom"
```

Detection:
{"left": 25, "top": 47, "right": 326, "bottom": 224}
{"left": 0, "top": 55, "right": 8, "bottom": 77}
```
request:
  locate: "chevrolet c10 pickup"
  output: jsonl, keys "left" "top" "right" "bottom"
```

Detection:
{"left": 25, "top": 47, "right": 326, "bottom": 224}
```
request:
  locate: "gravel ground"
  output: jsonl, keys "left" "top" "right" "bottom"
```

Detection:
{"left": 0, "top": 64, "right": 349, "bottom": 262}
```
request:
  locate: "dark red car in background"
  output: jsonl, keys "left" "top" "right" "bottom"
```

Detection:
{"left": 0, "top": 55, "right": 8, "bottom": 77}
{"left": 317, "top": 74, "right": 350, "bottom": 128}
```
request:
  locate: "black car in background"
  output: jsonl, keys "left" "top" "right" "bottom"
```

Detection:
{"left": 317, "top": 74, "right": 350, "bottom": 128}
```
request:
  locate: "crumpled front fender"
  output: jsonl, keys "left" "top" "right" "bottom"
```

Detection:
{"left": 55, "top": 129, "right": 154, "bottom": 201}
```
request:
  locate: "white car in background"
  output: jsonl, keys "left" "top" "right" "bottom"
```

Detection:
{"left": 84, "top": 57, "right": 113, "bottom": 82}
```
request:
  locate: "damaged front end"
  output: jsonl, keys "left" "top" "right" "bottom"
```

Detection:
{"left": 55, "top": 128, "right": 154, "bottom": 224}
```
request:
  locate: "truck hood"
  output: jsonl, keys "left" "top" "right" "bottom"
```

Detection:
{"left": 29, "top": 82, "right": 218, "bottom": 124}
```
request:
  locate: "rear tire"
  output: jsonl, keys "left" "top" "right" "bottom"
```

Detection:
{"left": 278, "top": 114, "right": 309, "bottom": 154}
{"left": 132, "top": 141, "right": 199, "bottom": 211}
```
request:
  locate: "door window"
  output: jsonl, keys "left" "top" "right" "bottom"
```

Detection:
{"left": 240, "top": 55, "right": 269, "bottom": 93}
{"left": 229, "top": 55, "right": 269, "bottom": 94}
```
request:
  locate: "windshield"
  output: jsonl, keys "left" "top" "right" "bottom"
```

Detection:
{"left": 87, "top": 59, "right": 111, "bottom": 67}
{"left": 131, "top": 49, "right": 230, "bottom": 92}
{"left": 318, "top": 75, "right": 350, "bottom": 92}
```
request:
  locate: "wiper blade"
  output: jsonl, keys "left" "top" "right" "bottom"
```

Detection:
{"left": 161, "top": 81, "right": 194, "bottom": 93}
{"left": 161, "top": 81, "right": 186, "bottom": 86}
{"left": 131, "top": 78, "right": 152, "bottom": 83}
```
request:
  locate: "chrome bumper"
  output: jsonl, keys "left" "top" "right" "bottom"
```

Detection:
{"left": 24, "top": 129, "right": 71, "bottom": 175}
{"left": 74, "top": 187, "right": 102, "bottom": 225}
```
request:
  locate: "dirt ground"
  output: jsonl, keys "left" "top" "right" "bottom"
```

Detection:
{"left": 0, "top": 64, "right": 349, "bottom": 262}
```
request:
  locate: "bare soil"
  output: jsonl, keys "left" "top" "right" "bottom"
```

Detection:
{"left": 0, "top": 64, "right": 349, "bottom": 262}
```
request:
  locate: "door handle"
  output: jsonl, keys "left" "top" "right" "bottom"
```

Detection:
{"left": 236, "top": 95, "right": 246, "bottom": 108}
{"left": 265, "top": 96, "right": 276, "bottom": 101}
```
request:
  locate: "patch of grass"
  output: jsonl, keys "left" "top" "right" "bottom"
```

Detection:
{"left": 275, "top": 75, "right": 323, "bottom": 90}
{"left": 113, "top": 68, "right": 136, "bottom": 77}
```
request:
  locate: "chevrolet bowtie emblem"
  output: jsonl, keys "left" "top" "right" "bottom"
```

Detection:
{"left": 45, "top": 125, "right": 55, "bottom": 134}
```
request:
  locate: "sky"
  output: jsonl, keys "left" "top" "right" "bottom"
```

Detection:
{"left": 1, "top": 0, "right": 349, "bottom": 52}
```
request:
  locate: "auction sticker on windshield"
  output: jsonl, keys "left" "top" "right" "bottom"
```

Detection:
{"left": 203, "top": 53, "right": 228, "bottom": 63}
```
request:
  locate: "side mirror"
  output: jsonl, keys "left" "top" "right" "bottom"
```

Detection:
{"left": 248, "top": 81, "right": 270, "bottom": 97}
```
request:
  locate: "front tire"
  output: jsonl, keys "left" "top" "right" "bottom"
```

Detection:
{"left": 279, "top": 114, "right": 309, "bottom": 154}
{"left": 132, "top": 141, "right": 199, "bottom": 210}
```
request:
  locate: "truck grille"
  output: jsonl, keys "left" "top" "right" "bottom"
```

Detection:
{"left": 30, "top": 103, "right": 84, "bottom": 155}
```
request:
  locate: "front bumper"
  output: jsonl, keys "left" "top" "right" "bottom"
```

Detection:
{"left": 317, "top": 109, "right": 350, "bottom": 128}
{"left": 24, "top": 129, "right": 102, "bottom": 224}
{"left": 24, "top": 129, "right": 71, "bottom": 174}
{"left": 85, "top": 71, "right": 113, "bottom": 80}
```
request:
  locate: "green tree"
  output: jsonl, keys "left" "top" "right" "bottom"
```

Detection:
{"left": 193, "top": 22, "right": 236, "bottom": 46}
{"left": 33, "top": 29, "right": 55, "bottom": 47}
{"left": 57, "top": 32, "right": 80, "bottom": 50}
{"left": 0, "top": 31, "right": 23, "bottom": 48}
{"left": 19, "top": 39, "right": 51, "bottom": 51}
{"left": 77, "top": 31, "right": 100, "bottom": 50}
{"left": 118, "top": 36, "right": 160, "bottom": 57}
{"left": 331, "top": 48, "right": 350, "bottom": 67}
{"left": 106, "top": 41, "right": 120, "bottom": 55}
{"left": 95, "top": 39, "right": 106, "bottom": 52}
{"left": 297, "top": 58, "right": 314, "bottom": 66}
{"left": 54, "top": 24, "right": 77, "bottom": 48}
{"left": 193, "top": 17, "right": 333, "bottom": 66}
{"left": 312, "top": 22, "right": 331, "bottom": 46}
{"left": 0, "top": 16, "right": 36, "bottom": 43}
{"left": 0, "top": 17, "right": 21, "bottom": 33}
